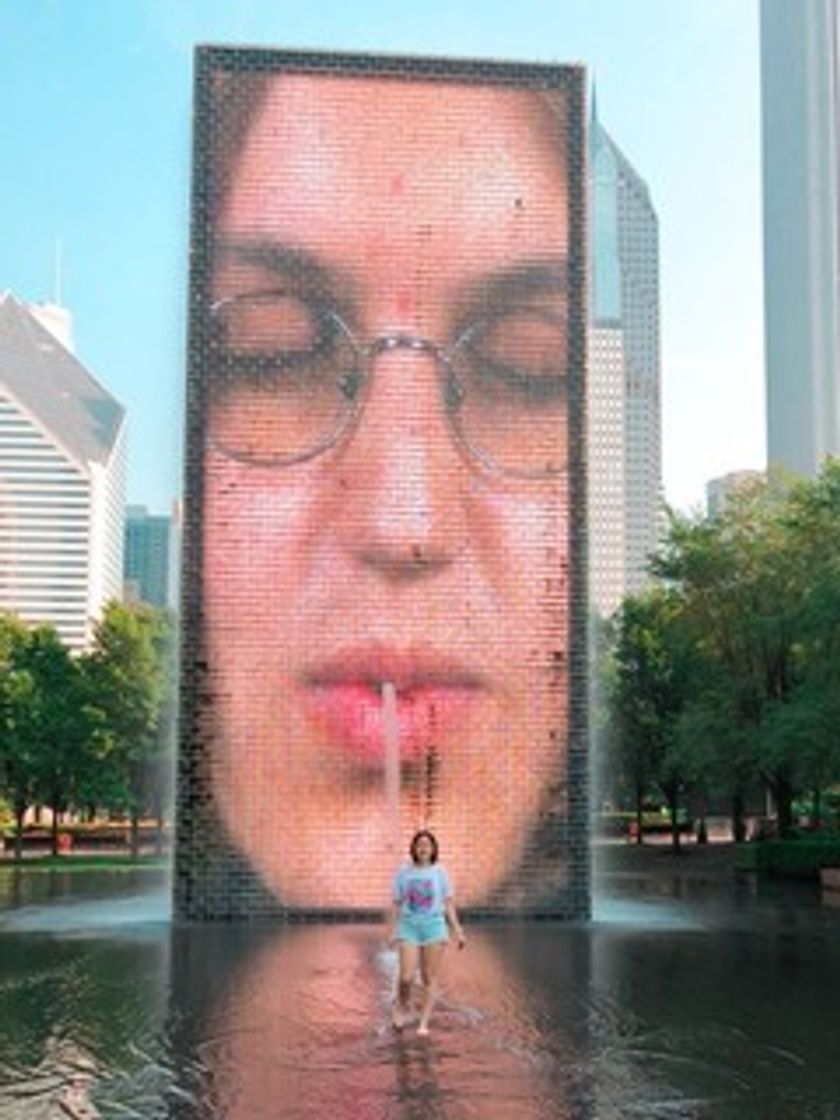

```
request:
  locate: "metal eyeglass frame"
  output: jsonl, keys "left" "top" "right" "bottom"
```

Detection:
{"left": 206, "top": 299, "right": 564, "bottom": 480}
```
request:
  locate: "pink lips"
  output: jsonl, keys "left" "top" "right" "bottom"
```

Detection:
{"left": 301, "top": 648, "right": 484, "bottom": 764}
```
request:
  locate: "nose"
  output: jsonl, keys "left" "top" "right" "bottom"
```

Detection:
{"left": 332, "top": 340, "right": 466, "bottom": 582}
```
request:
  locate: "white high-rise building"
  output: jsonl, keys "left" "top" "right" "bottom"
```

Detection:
{"left": 589, "top": 102, "right": 662, "bottom": 617}
{"left": 0, "top": 292, "right": 126, "bottom": 650}
{"left": 760, "top": 0, "right": 840, "bottom": 476}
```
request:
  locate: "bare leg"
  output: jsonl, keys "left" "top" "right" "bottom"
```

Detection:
{"left": 416, "top": 942, "right": 447, "bottom": 1034}
{"left": 393, "top": 941, "right": 419, "bottom": 1028}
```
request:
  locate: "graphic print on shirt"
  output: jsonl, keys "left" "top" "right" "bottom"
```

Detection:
{"left": 406, "top": 876, "right": 434, "bottom": 913}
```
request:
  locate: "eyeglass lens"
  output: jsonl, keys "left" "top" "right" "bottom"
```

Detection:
{"left": 206, "top": 292, "right": 568, "bottom": 476}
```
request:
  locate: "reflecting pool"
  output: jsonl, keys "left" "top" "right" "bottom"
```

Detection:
{"left": 1, "top": 860, "right": 838, "bottom": 1118}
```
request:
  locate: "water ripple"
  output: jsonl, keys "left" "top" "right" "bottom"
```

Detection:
{"left": 1, "top": 879, "right": 839, "bottom": 1118}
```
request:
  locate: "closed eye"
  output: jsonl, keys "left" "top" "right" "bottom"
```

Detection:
{"left": 208, "top": 291, "right": 347, "bottom": 382}
{"left": 474, "top": 357, "right": 568, "bottom": 405}
{"left": 453, "top": 306, "right": 568, "bottom": 408}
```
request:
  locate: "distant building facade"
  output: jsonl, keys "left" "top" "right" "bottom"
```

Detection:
{"left": 587, "top": 324, "right": 626, "bottom": 616}
{"left": 0, "top": 292, "right": 125, "bottom": 650}
{"left": 589, "top": 102, "right": 662, "bottom": 617}
{"left": 124, "top": 502, "right": 180, "bottom": 611}
{"left": 706, "top": 469, "right": 765, "bottom": 518}
{"left": 760, "top": 0, "right": 840, "bottom": 476}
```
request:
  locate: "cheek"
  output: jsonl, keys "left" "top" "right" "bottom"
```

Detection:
{"left": 487, "top": 486, "right": 569, "bottom": 622}
{"left": 202, "top": 460, "right": 324, "bottom": 599}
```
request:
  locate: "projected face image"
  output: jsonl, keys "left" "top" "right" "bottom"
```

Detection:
{"left": 200, "top": 71, "right": 573, "bottom": 909}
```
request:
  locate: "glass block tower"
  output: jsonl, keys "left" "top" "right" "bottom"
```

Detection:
{"left": 0, "top": 292, "right": 126, "bottom": 650}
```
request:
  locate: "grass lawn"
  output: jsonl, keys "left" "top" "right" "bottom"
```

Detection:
{"left": 0, "top": 854, "right": 169, "bottom": 872}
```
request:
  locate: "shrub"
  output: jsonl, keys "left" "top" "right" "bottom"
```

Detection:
{"left": 735, "top": 838, "right": 840, "bottom": 877}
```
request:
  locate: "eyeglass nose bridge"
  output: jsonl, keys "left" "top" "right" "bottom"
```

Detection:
{"left": 364, "top": 332, "right": 451, "bottom": 368}
{"left": 358, "top": 330, "right": 465, "bottom": 434}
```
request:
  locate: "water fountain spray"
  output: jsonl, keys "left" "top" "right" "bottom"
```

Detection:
{"left": 381, "top": 681, "right": 400, "bottom": 854}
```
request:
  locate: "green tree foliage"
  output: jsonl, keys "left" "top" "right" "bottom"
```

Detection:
{"left": 655, "top": 475, "right": 807, "bottom": 833}
{"left": 773, "top": 460, "right": 840, "bottom": 818}
{"left": 589, "top": 613, "right": 617, "bottom": 812}
{"left": 609, "top": 587, "right": 697, "bottom": 849}
{"left": 607, "top": 460, "right": 840, "bottom": 841}
{"left": 0, "top": 619, "right": 97, "bottom": 856}
{"left": 26, "top": 628, "right": 96, "bottom": 856}
{"left": 0, "top": 603, "right": 173, "bottom": 859}
{"left": 670, "top": 685, "right": 756, "bottom": 841}
{"left": 0, "top": 615, "right": 39, "bottom": 857}
{"left": 84, "top": 603, "right": 170, "bottom": 856}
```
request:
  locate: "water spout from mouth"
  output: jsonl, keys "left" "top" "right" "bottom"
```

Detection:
{"left": 382, "top": 681, "right": 400, "bottom": 854}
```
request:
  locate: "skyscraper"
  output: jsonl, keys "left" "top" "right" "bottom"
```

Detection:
{"left": 589, "top": 101, "right": 662, "bottom": 616}
{"left": 124, "top": 502, "right": 180, "bottom": 611}
{"left": 760, "top": 0, "right": 840, "bottom": 476}
{"left": 0, "top": 292, "right": 126, "bottom": 650}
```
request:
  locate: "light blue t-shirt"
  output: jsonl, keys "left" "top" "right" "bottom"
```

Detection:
{"left": 393, "top": 863, "right": 452, "bottom": 920}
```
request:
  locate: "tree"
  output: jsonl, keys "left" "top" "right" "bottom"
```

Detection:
{"left": 603, "top": 461, "right": 840, "bottom": 845}
{"left": 0, "top": 615, "right": 38, "bottom": 858}
{"left": 771, "top": 459, "right": 840, "bottom": 819}
{"left": 26, "top": 628, "right": 94, "bottom": 856}
{"left": 590, "top": 612, "right": 618, "bottom": 814}
{"left": 655, "top": 476, "right": 805, "bottom": 835}
{"left": 0, "top": 617, "right": 93, "bottom": 857}
{"left": 143, "top": 610, "right": 177, "bottom": 853}
{"left": 650, "top": 462, "right": 840, "bottom": 837}
{"left": 609, "top": 588, "right": 694, "bottom": 849}
{"left": 85, "top": 603, "right": 169, "bottom": 856}
{"left": 668, "top": 684, "right": 756, "bottom": 842}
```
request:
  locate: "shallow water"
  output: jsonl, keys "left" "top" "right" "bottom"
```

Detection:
{"left": 0, "top": 864, "right": 839, "bottom": 1118}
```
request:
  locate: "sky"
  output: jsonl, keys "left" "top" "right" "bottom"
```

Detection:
{"left": 0, "top": 0, "right": 764, "bottom": 514}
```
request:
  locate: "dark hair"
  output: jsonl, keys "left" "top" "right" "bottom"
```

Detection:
{"left": 409, "top": 830, "right": 439, "bottom": 864}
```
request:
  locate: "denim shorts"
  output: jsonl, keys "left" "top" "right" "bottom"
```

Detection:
{"left": 396, "top": 912, "right": 449, "bottom": 946}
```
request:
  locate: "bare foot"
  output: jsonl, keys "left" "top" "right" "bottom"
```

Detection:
{"left": 416, "top": 1024, "right": 430, "bottom": 1036}
{"left": 392, "top": 1008, "right": 408, "bottom": 1030}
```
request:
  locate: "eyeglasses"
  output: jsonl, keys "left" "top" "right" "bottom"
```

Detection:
{"left": 204, "top": 291, "right": 568, "bottom": 478}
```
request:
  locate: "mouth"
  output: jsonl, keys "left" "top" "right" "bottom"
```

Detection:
{"left": 300, "top": 647, "right": 486, "bottom": 765}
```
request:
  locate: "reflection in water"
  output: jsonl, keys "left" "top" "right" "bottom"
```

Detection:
{"left": 168, "top": 924, "right": 591, "bottom": 1119}
{"left": 0, "top": 927, "right": 170, "bottom": 1118}
{"left": 1, "top": 871, "right": 840, "bottom": 1117}
{"left": 0, "top": 866, "right": 168, "bottom": 913}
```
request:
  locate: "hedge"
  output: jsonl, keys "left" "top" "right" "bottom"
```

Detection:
{"left": 735, "top": 838, "right": 840, "bottom": 877}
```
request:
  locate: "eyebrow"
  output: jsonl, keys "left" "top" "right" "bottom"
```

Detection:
{"left": 213, "top": 238, "right": 567, "bottom": 325}
{"left": 456, "top": 258, "right": 569, "bottom": 325}
{"left": 213, "top": 237, "right": 359, "bottom": 310}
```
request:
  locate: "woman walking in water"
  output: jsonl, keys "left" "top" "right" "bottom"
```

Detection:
{"left": 388, "top": 830, "right": 466, "bottom": 1035}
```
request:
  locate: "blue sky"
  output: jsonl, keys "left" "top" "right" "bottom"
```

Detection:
{"left": 0, "top": 0, "right": 762, "bottom": 512}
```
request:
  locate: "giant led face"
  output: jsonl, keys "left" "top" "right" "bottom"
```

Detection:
{"left": 197, "top": 67, "right": 576, "bottom": 910}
